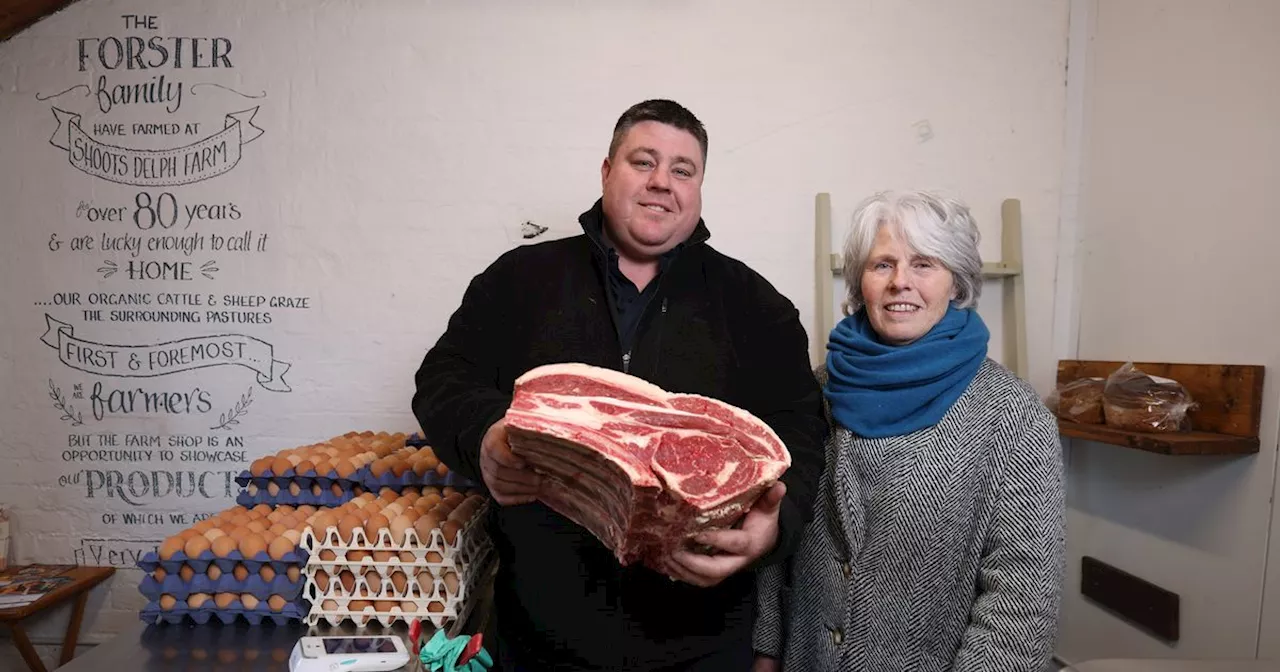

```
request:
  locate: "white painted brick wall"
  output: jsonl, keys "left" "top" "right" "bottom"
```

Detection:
{"left": 0, "top": 0, "right": 1070, "bottom": 652}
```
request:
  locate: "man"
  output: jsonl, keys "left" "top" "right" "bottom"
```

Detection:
{"left": 412, "top": 99, "right": 826, "bottom": 671}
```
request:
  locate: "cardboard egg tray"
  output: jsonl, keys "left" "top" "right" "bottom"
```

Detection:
{"left": 234, "top": 467, "right": 365, "bottom": 492}
{"left": 136, "top": 546, "right": 309, "bottom": 575}
{"left": 139, "top": 570, "right": 305, "bottom": 602}
{"left": 139, "top": 594, "right": 308, "bottom": 625}
{"left": 235, "top": 483, "right": 361, "bottom": 509}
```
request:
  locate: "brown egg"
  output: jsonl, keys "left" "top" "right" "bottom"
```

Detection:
{"left": 267, "top": 595, "right": 287, "bottom": 612}
{"left": 382, "top": 502, "right": 406, "bottom": 519}
{"left": 153, "top": 567, "right": 168, "bottom": 581}
{"left": 314, "top": 570, "right": 330, "bottom": 592}
{"left": 354, "top": 507, "right": 373, "bottom": 524}
{"left": 179, "top": 564, "right": 195, "bottom": 582}
{"left": 441, "top": 487, "right": 459, "bottom": 498}
{"left": 399, "top": 551, "right": 417, "bottom": 563}
{"left": 369, "top": 460, "right": 390, "bottom": 478}
{"left": 215, "top": 593, "right": 238, "bottom": 609}
{"left": 203, "top": 528, "right": 227, "bottom": 544}
{"left": 159, "top": 536, "right": 185, "bottom": 560}
{"left": 348, "top": 600, "right": 373, "bottom": 613}
{"left": 313, "top": 459, "right": 333, "bottom": 476}
{"left": 193, "top": 519, "right": 216, "bottom": 534}
{"left": 372, "top": 551, "right": 396, "bottom": 563}
{"left": 412, "top": 460, "right": 430, "bottom": 478}
{"left": 347, "top": 550, "right": 370, "bottom": 563}
{"left": 268, "top": 536, "right": 295, "bottom": 561}
{"left": 207, "top": 564, "right": 222, "bottom": 581}
{"left": 389, "top": 515, "right": 414, "bottom": 545}
{"left": 419, "top": 494, "right": 443, "bottom": 510}
{"left": 364, "top": 571, "right": 382, "bottom": 594}
{"left": 296, "top": 505, "right": 317, "bottom": 517}
{"left": 289, "top": 482, "right": 302, "bottom": 496}
{"left": 211, "top": 536, "right": 238, "bottom": 559}
{"left": 187, "top": 593, "right": 211, "bottom": 609}
{"left": 246, "top": 483, "right": 260, "bottom": 496}
{"left": 389, "top": 571, "right": 408, "bottom": 594}
{"left": 269, "top": 523, "right": 288, "bottom": 538}
{"left": 435, "top": 463, "right": 450, "bottom": 477}
{"left": 443, "top": 571, "right": 460, "bottom": 597}
{"left": 441, "top": 520, "right": 462, "bottom": 545}
{"left": 427, "top": 600, "right": 445, "bottom": 614}
{"left": 322, "top": 599, "right": 339, "bottom": 611}
{"left": 159, "top": 594, "right": 177, "bottom": 610}
{"left": 241, "top": 594, "right": 260, "bottom": 609}
{"left": 271, "top": 456, "right": 292, "bottom": 475}
{"left": 339, "top": 571, "right": 356, "bottom": 593}
{"left": 365, "top": 514, "right": 391, "bottom": 544}
{"left": 282, "top": 529, "right": 302, "bottom": 546}
{"left": 245, "top": 520, "right": 268, "bottom": 535}
{"left": 184, "top": 535, "right": 212, "bottom": 559}
{"left": 250, "top": 457, "right": 272, "bottom": 477}
{"left": 378, "top": 487, "right": 398, "bottom": 503}
{"left": 319, "top": 549, "right": 338, "bottom": 562}
{"left": 233, "top": 564, "right": 250, "bottom": 581}
{"left": 238, "top": 533, "right": 268, "bottom": 560}
{"left": 260, "top": 565, "right": 276, "bottom": 582}
{"left": 425, "top": 550, "right": 443, "bottom": 564}
{"left": 267, "top": 482, "right": 281, "bottom": 497}
{"left": 400, "top": 601, "right": 419, "bottom": 613}
{"left": 416, "top": 574, "right": 433, "bottom": 594}
{"left": 335, "top": 461, "right": 357, "bottom": 479}
{"left": 401, "top": 508, "right": 422, "bottom": 524}
{"left": 287, "top": 566, "right": 300, "bottom": 583}
{"left": 375, "top": 600, "right": 398, "bottom": 613}
{"left": 390, "top": 458, "right": 411, "bottom": 478}
{"left": 252, "top": 504, "right": 273, "bottom": 518}
{"left": 337, "top": 514, "right": 363, "bottom": 545}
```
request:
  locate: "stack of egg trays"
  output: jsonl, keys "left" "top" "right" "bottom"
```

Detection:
{"left": 299, "top": 502, "right": 493, "bottom": 630}
{"left": 233, "top": 466, "right": 365, "bottom": 507}
{"left": 355, "top": 464, "right": 475, "bottom": 493}
{"left": 136, "top": 545, "right": 311, "bottom": 625}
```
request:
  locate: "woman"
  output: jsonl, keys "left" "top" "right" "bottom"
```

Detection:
{"left": 752, "top": 190, "right": 1065, "bottom": 671}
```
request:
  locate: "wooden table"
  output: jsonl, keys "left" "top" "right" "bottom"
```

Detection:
{"left": 0, "top": 565, "right": 115, "bottom": 672}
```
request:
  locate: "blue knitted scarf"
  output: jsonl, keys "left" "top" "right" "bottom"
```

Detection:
{"left": 824, "top": 305, "right": 990, "bottom": 438}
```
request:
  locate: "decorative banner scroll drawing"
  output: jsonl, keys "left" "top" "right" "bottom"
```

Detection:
{"left": 47, "top": 106, "right": 264, "bottom": 187}
{"left": 40, "top": 314, "right": 290, "bottom": 392}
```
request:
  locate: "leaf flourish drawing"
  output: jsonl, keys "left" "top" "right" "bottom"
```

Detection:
{"left": 210, "top": 387, "right": 253, "bottom": 430}
{"left": 49, "top": 379, "right": 84, "bottom": 426}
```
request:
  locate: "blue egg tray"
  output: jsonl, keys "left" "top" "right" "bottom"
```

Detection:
{"left": 233, "top": 467, "right": 364, "bottom": 491}
{"left": 135, "top": 546, "right": 309, "bottom": 575}
{"left": 235, "top": 486, "right": 357, "bottom": 509}
{"left": 139, "top": 596, "right": 308, "bottom": 626}
{"left": 139, "top": 571, "right": 305, "bottom": 602}
{"left": 358, "top": 468, "right": 475, "bottom": 493}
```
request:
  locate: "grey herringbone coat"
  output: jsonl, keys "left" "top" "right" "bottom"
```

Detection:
{"left": 754, "top": 360, "right": 1066, "bottom": 671}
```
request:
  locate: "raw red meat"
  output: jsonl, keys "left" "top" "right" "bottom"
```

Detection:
{"left": 503, "top": 363, "right": 791, "bottom": 570}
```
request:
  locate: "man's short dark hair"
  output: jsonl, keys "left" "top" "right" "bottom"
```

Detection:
{"left": 608, "top": 99, "right": 708, "bottom": 164}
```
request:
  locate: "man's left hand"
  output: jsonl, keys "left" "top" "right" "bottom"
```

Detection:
{"left": 665, "top": 481, "right": 786, "bottom": 587}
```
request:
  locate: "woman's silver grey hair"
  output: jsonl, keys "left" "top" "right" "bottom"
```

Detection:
{"left": 840, "top": 190, "right": 983, "bottom": 316}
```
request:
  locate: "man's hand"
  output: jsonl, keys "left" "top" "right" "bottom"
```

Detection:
{"left": 751, "top": 655, "right": 782, "bottom": 672}
{"left": 665, "top": 481, "right": 786, "bottom": 587}
{"left": 479, "top": 419, "right": 542, "bottom": 506}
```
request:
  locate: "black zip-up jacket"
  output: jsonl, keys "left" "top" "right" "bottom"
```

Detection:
{"left": 411, "top": 200, "right": 827, "bottom": 670}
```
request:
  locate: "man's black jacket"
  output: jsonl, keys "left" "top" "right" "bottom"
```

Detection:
{"left": 412, "top": 200, "right": 827, "bottom": 670}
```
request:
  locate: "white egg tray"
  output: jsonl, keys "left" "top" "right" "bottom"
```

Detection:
{"left": 302, "top": 551, "right": 494, "bottom": 630}
{"left": 300, "top": 500, "right": 493, "bottom": 630}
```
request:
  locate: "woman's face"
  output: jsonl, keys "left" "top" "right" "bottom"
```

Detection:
{"left": 860, "top": 224, "right": 956, "bottom": 346}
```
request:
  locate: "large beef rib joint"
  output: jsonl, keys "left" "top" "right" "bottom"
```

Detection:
{"left": 503, "top": 362, "right": 791, "bottom": 572}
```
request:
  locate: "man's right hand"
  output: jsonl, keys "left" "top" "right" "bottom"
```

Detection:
{"left": 480, "top": 419, "right": 542, "bottom": 506}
